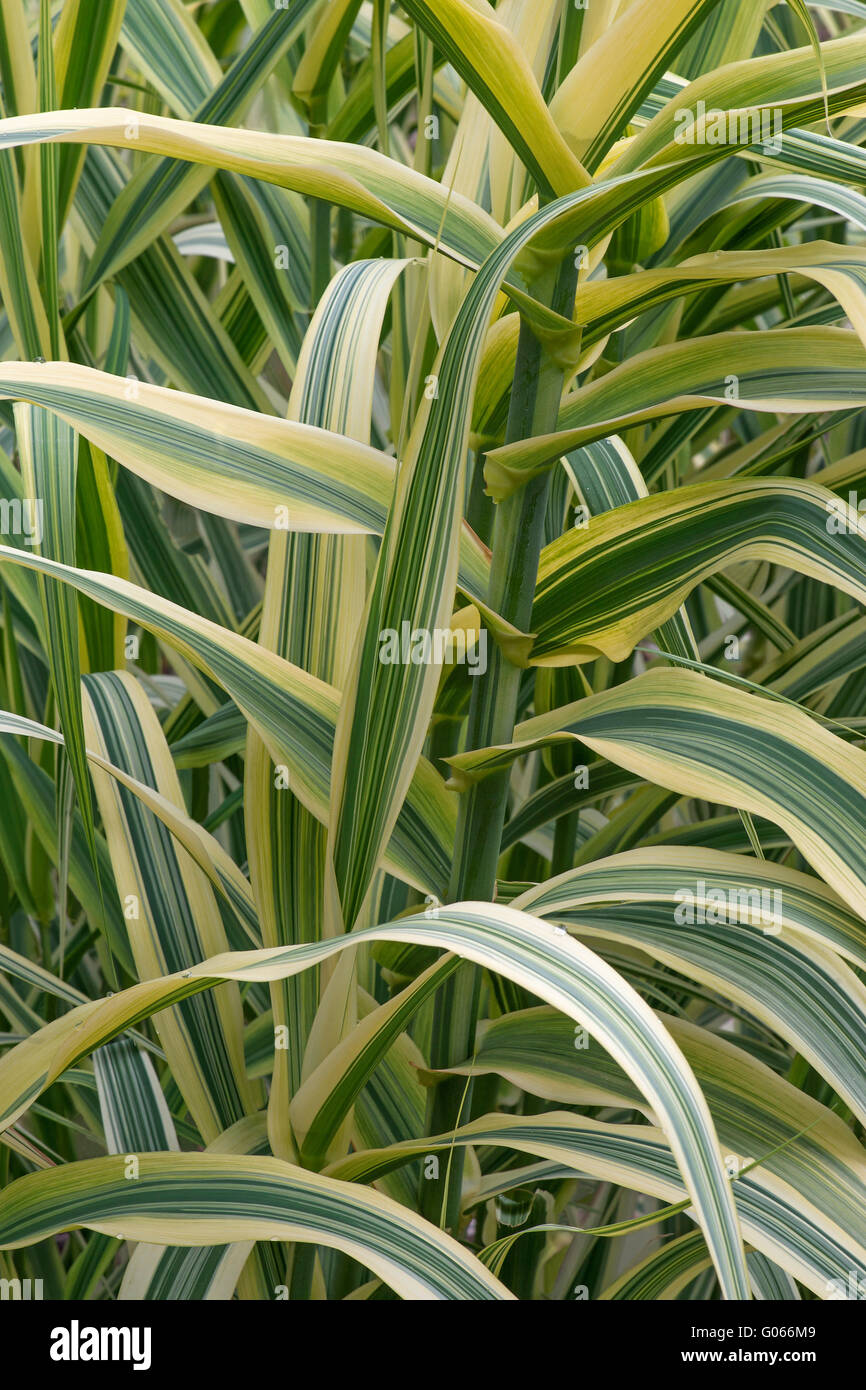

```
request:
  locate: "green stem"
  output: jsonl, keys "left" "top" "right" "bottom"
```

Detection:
{"left": 420, "top": 253, "right": 580, "bottom": 1230}
{"left": 466, "top": 448, "right": 494, "bottom": 547}
{"left": 310, "top": 199, "right": 331, "bottom": 310}
{"left": 287, "top": 1241, "right": 317, "bottom": 1301}
{"left": 552, "top": 806, "right": 581, "bottom": 876}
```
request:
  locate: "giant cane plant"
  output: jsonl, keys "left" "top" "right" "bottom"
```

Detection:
{"left": 0, "top": 0, "right": 865, "bottom": 1302}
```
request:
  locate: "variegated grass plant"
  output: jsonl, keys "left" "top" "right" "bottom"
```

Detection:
{"left": 0, "top": 0, "right": 866, "bottom": 1302}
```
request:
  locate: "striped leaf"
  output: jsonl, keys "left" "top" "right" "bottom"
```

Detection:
{"left": 0, "top": 1153, "right": 510, "bottom": 1301}
{"left": 0, "top": 107, "right": 503, "bottom": 271}
{"left": 487, "top": 328, "right": 866, "bottom": 496}
{"left": 530, "top": 475, "right": 866, "bottom": 664}
{"left": 0, "top": 542, "right": 457, "bottom": 896}
{"left": 0, "top": 904, "right": 752, "bottom": 1296}
{"left": 448, "top": 667, "right": 866, "bottom": 925}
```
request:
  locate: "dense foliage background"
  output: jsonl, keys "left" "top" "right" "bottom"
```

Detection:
{"left": 1, "top": 0, "right": 866, "bottom": 1302}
